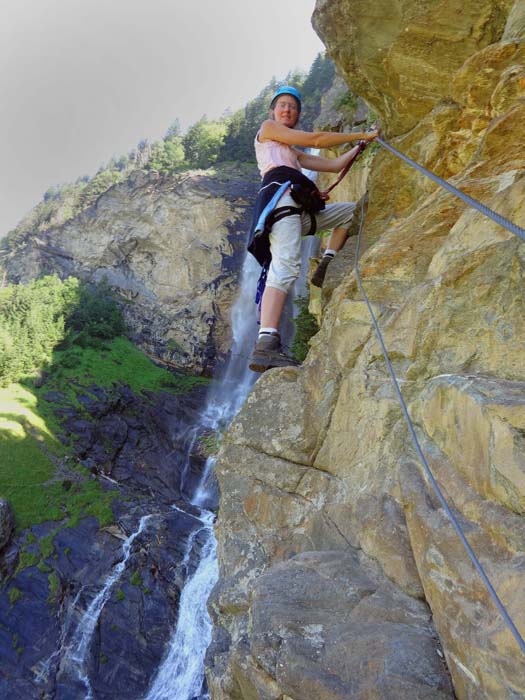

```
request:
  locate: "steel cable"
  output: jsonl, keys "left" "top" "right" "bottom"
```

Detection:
{"left": 376, "top": 137, "right": 525, "bottom": 241}
{"left": 353, "top": 196, "right": 525, "bottom": 653}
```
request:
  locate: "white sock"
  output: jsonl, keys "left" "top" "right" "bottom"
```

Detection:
{"left": 324, "top": 249, "right": 336, "bottom": 258}
{"left": 259, "top": 327, "right": 279, "bottom": 337}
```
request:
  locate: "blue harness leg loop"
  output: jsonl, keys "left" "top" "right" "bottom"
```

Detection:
{"left": 254, "top": 263, "right": 269, "bottom": 323}
{"left": 254, "top": 181, "right": 291, "bottom": 236}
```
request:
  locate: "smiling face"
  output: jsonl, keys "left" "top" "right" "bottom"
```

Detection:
{"left": 270, "top": 94, "right": 300, "bottom": 128}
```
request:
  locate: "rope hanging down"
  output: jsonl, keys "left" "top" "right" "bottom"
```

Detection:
{"left": 376, "top": 137, "right": 525, "bottom": 241}
{"left": 353, "top": 196, "right": 525, "bottom": 654}
{"left": 320, "top": 140, "right": 368, "bottom": 200}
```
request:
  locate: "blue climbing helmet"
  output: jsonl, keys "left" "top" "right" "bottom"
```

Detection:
{"left": 270, "top": 85, "right": 302, "bottom": 113}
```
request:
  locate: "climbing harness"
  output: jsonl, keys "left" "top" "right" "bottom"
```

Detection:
{"left": 254, "top": 174, "right": 325, "bottom": 245}
{"left": 353, "top": 143, "right": 525, "bottom": 651}
{"left": 252, "top": 141, "right": 370, "bottom": 316}
{"left": 254, "top": 181, "right": 295, "bottom": 236}
{"left": 254, "top": 264, "right": 268, "bottom": 313}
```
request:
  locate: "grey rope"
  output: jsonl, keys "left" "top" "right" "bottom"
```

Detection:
{"left": 353, "top": 196, "right": 525, "bottom": 653}
{"left": 376, "top": 137, "right": 525, "bottom": 241}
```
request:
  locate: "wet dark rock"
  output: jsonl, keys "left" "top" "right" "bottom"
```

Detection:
{"left": 43, "top": 390, "right": 67, "bottom": 403}
{"left": 52, "top": 406, "right": 78, "bottom": 421}
{"left": 30, "top": 520, "right": 60, "bottom": 541}
{"left": 0, "top": 565, "right": 61, "bottom": 697}
{"left": 65, "top": 383, "right": 208, "bottom": 503}
{"left": 0, "top": 677, "right": 43, "bottom": 700}
{"left": 51, "top": 517, "right": 122, "bottom": 585}
{"left": 0, "top": 381, "right": 213, "bottom": 699}
{"left": 40, "top": 507, "right": 208, "bottom": 700}
{"left": 0, "top": 500, "right": 14, "bottom": 552}
{"left": 68, "top": 419, "right": 96, "bottom": 445}
{"left": 0, "top": 543, "right": 19, "bottom": 580}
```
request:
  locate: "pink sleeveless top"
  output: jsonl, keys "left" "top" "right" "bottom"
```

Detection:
{"left": 254, "top": 131, "right": 301, "bottom": 177}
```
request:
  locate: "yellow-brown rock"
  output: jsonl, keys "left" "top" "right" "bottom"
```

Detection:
{"left": 313, "top": 0, "right": 514, "bottom": 137}
{"left": 209, "top": 1, "right": 525, "bottom": 699}
{"left": 504, "top": 1, "right": 525, "bottom": 40}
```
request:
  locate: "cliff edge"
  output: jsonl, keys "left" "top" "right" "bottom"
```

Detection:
{"left": 209, "top": 1, "right": 525, "bottom": 698}
{"left": 1, "top": 166, "right": 259, "bottom": 374}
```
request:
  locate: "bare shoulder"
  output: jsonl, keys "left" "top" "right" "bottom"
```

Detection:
{"left": 259, "top": 119, "right": 280, "bottom": 142}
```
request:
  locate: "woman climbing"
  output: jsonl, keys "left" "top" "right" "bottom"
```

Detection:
{"left": 247, "top": 85, "right": 378, "bottom": 373}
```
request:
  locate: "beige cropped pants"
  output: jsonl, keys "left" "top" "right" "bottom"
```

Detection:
{"left": 265, "top": 192, "right": 355, "bottom": 292}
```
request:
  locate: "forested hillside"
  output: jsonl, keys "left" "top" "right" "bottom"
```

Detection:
{"left": 1, "top": 53, "right": 336, "bottom": 254}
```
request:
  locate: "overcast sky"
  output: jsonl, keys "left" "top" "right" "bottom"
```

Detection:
{"left": 1, "top": 0, "right": 324, "bottom": 236}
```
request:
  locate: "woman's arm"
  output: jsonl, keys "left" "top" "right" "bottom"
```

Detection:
{"left": 295, "top": 144, "right": 363, "bottom": 173}
{"left": 259, "top": 119, "right": 377, "bottom": 149}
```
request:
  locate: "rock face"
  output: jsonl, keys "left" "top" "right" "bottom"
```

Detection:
{"left": 0, "top": 501, "right": 14, "bottom": 552}
{"left": 313, "top": 0, "right": 514, "bottom": 138}
{"left": 209, "top": 2, "right": 525, "bottom": 699}
{"left": 2, "top": 167, "right": 259, "bottom": 373}
{"left": 0, "top": 385, "right": 211, "bottom": 699}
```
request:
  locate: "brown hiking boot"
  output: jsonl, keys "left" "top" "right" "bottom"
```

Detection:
{"left": 311, "top": 255, "right": 334, "bottom": 288}
{"left": 249, "top": 332, "right": 300, "bottom": 373}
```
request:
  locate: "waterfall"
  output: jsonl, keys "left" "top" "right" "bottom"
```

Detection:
{"left": 47, "top": 256, "right": 262, "bottom": 699}
{"left": 46, "top": 159, "right": 319, "bottom": 700}
{"left": 144, "top": 254, "right": 261, "bottom": 700}
{"left": 144, "top": 512, "right": 217, "bottom": 700}
{"left": 61, "top": 514, "right": 155, "bottom": 698}
{"left": 192, "top": 254, "right": 261, "bottom": 508}
{"left": 33, "top": 587, "right": 85, "bottom": 685}
{"left": 146, "top": 157, "right": 321, "bottom": 700}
